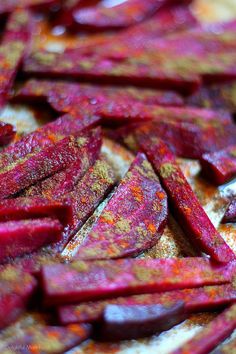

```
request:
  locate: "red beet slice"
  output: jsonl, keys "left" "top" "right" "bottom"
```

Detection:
{"left": 0, "top": 121, "right": 16, "bottom": 146}
{"left": 200, "top": 146, "right": 236, "bottom": 185}
{"left": 72, "top": 0, "right": 169, "bottom": 31}
{"left": 0, "top": 0, "right": 59, "bottom": 14}
{"left": 0, "top": 217, "right": 62, "bottom": 263}
{"left": 0, "top": 9, "right": 33, "bottom": 110}
{"left": 58, "top": 283, "right": 236, "bottom": 324}
{"left": 40, "top": 127, "right": 102, "bottom": 199}
{"left": 41, "top": 258, "right": 233, "bottom": 306}
{"left": 0, "top": 322, "right": 91, "bottom": 354}
{"left": 0, "top": 197, "right": 72, "bottom": 225}
{"left": 0, "top": 265, "right": 37, "bottom": 329}
{"left": 0, "top": 113, "right": 99, "bottom": 170}
{"left": 172, "top": 304, "right": 236, "bottom": 354}
{"left": 97, "top": 302, "right": 185, "bottom": 341}
{"left": 75, "top": 153, "right": 167, "bottom": 260}
{"left": 222, "top": 199, "right": 236, "bottom": 224}
{"left": 62, "top": 156, "right": 116, "bottom": 237}
{"left": 138, "top": 137, "right": 235, "bottom": 263}
{"left": 0, "top": 135, "right": 87, "bottom": 199}
{"left": 15, "top": 79, "right": 184, "bottom": 110}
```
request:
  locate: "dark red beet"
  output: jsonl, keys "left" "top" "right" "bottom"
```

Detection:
{"left": 222, "top": 199, "right": 236, "bottom": 223}
{"left": 97, "top": 302, "right": 185, "bottom": 341}
{"left": 0, "top": 322, "right": 91, "bottom": 354}
{"left": 0, "top": 265, "right": 37, "bottom": 329}
{"left": 0, "top": 135, "right": 87, "bottom": 199}
{"left": 58, "top": 283, "right": 236, "bottom": 324}
{"left": 138, "top": 137, "right": 235, "bottom": 263}
{"left": 0, "top": 197, "right": 72, "bottom": 225}
{"left": 0, "top": 113, "right": 100, "bottom": 171}
{"left": 0, "top": 121, "right": 16, "bottom": 146}
{"left": 75, "top": 153, "right": 167, "bottom": 259}
{"left": 201, "top": 146, "right": 236, "bottom": 185}
{"left": 172, "top": 304, "right": 236, "bottom": 354}
{"left": 0, "top": 218, "right": 62, "bottom": 263}
{"left": 41, "top": 258, "right": 233, "bottom": 306}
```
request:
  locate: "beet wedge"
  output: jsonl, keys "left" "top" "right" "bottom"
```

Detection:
{"left": 97, "top": 302, "right": 185, "bottom": 341}
{"left": 0, "top": 121, "right": 16, "bottom": 146}
{"left": 41, "top": 258, "right": 233, "bottom": 306}
{"left": 222, "top": 199, "right": 236, "bottom": 223}
{"left": 0, "top": 9, "right": 33, "bottom": 110}
{"left": 0, "top": 218, "right": 62, "bottom": 263}
{"left": 75, "top": 153, "right": 167, "bottom": 260}
{"left": 0, "top": 322, "right": 91, "bottom": 354}
{"left": 0, "top": 135, "right": 88, "bottom": 199}
{"left": 137, "top": 137, "right": 235, "bottom": 263}
{"left": 0, "top": 113, "right": 99, "bottom": 171}
{"left": 0, "top": 0, "right": 59, "bottom": 14}
{"left": 62, "top": 156, "right": 116, "bottom": 237}
{"left": 58, "top": 283, "right": 236, "bottom": 324}
{"left": 171, "top": 303, "right": 236, "bottom": 354}
{"left": 0, "top": 196, "right": 72, "bottom": 225}
{"left": 0, "top": 265, "right": 37, "bottom": 329}
{"left": 200, "top": 146, "right": 236, "bottom": 185}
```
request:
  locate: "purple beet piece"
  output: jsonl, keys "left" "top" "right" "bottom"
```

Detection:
{"left": 58, "top": 283, "right": 236, "bottom": 324}
{"left": 0, "top": 135, "right": 87, "bottom": 199}
{"left": 138, "top": 137, "right": 236, "bottom": 263}
{"left": 40, "top": 127, "right": 102, "bottom": 199}
{"left": 72, "top": 0, "right": 170, "bottom": 31}
{"left": 62, "top": 156, "right": 116, "bottom": 237}
{"left": 75, "top": 153, "right": 167, "bottom": 260}
{"left": 171, "top": 304, "right": 236, "bottom": 354}
{"left": 0, "top": 121, "right": 16, "bottom": 146}
{"left": 0, "top": 217, "right": 62, "bottom": 263}
{"left": 41, "top": 258, "right": 233, "bottom": 306}
{"left": 222, "top": 199, "right": 236, "bottom": 223}
{"left": 0, "top": 9, "right": 33, "bottom": 110}
{"left": 0, "top": 113, "right": 100, "bottom": 170}
{"left": 0, "top": 196, "right": 72, "bottom": 225}
{"left": 97, "top": 302, "right": 185, "bottom": 341}
{"left": 0, "top": 322, "right": 91, "bottom": 354}
{"left": 0, "top": 0, "right": 59, "bottom": 14}
{"left": 0, "top": 265, "right": 37, "bottom": 329}
{"left": 201, "top": 146, "right": 236, "bottom": 185}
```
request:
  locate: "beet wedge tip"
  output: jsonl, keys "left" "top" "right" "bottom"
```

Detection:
{"left": 75, "top": 152, "right": 167, "bottom": 260}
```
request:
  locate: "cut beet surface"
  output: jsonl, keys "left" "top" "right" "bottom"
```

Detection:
{"left": 0, "top": 197, "right": 72, "bottom": 225}
{"left": 222, "top": 199, "right": 236, "bottom": 224}
{"left": 0, "top": 265, "right": 37, "bottom": 329}
{"left": 0, "top": 113, "right": 100, "bottom": 171}
{"left": 41, "top": 258, "right": 233, "bottom": 306}
{"left": 138, "top": 137, "right": 236, "bottom": 263}
{"left": 201, "top": 146, "right": 236, "bottom": 185}
{"left": 0, "top": 121, "right": 16, "bottom": 146}
{"left": 0, "top": 217, "right": 62, "bottom": 263}
{"left": 58, "top": 283, "right": 236, "bottom": 324}
{"left": 97, "top": 302, "right": 185, "bottom": 341}
{"left": 75, "top": 153, "right": 167, "bottom": 260}
{"left": 172, "top": 303, "right": 236, "bottom": 354}
{"left": 0, "top": 135, "right": 87, "bottom": 199}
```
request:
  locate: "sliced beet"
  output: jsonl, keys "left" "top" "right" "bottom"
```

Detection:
{"left": 75, "top": 153, "right": 167, "bottom": 260}
{"left": 200, "top": 146, "right": 236, "bottom": 185}
{"left": 0, "top": 265, "right": 37, "bottom": 329}
{"left": 0, "top": 197, "right": 72, "bottom": 225}
{"left": 138, "top": 137, "right": 235, "bottom": 263}
{"left": 58, "top": 283, "right": 236, "bottom": 324}
{"left": 97, "top": 302, "right": 185, "bottom": 341}
{"left": 222, "top": 199, "right": 236, "bottom": 223}
{"left": 62, "top": 156, "right": 116, "bottom": 237}
{"left": 0, "top": 135, "right": 87, "bottom": 199}
{"left": 0, "top": 322, "right": 91, "bottom": 354}
{"left": 41, "top": 258, "right": 233, "bottom": 306}
{"left": 172, "top": 304, "right": 236, "bottom": 354}
{"left": 0, "top": 121, "right": 16, "bottom": 146}
{"left": 0, "top": 218, "right": 62, "bottom": 263}
{"left": 0, "top": 113, "right": 99, "bottom": 171}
